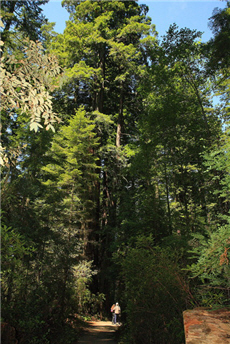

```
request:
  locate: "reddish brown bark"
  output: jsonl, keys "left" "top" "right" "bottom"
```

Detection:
{"left": 183, "top": 308, "right": 230, "bottom": 344}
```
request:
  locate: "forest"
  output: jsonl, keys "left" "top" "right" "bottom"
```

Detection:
{"left": 1, "top": 1, "right": 230, "bottom": 343}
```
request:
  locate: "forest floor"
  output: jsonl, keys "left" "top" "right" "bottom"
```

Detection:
{"left": 75, "top": 320, "right": 119, "bottom": 344}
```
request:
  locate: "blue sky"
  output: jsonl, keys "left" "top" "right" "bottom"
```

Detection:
{"left": 41, "top": 1, "right": 227, "bottom": 42}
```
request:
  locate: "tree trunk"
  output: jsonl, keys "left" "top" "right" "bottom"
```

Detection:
{"left": 95, "top": 44, "right": 105, "bottom": 113}
{"left": 116, "top": 82, "right": 124, "bottom": 148}
{"left": 183, "top": 308, "right": 230, "bottom": 344}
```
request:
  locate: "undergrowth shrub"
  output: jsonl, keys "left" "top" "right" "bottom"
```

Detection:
{"left": 119, "top": 235, "right": 188, "bottom": 344}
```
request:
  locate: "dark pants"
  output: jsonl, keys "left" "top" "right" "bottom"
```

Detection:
{"left": 114, "top": 313, "right": 120, "bottom": 324}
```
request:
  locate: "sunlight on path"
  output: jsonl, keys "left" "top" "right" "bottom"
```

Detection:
{"left": 77, "top": 321, "right": 118, "bottom": 344}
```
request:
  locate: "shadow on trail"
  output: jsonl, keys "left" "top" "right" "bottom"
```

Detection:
{"left": 77, "top": 321, "right": 119, "bottom": 344}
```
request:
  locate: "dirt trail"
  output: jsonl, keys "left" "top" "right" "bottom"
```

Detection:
{"left": 77, "top": 320, "right": 118, "bottom": 344}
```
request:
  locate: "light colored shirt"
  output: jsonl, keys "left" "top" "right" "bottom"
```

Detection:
{"left": 114, "top": 305, "right": 121, "bottom": 314}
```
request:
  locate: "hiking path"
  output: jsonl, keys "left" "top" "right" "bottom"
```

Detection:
{"left": 76, "top": 320, "right": 118, "bottom": 344}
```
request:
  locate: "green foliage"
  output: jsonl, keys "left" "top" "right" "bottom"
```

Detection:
{"left": 0, "top": 0, "right": 49, "bottom": 47}
{"left": 204, "top": 125, "right": 230, "bottom": 206}
{"left": 137, "top": 25, "right": 222, "bottom": 236}
{"left": 207, "top": 1, "right": 230, "bottom": 73}
{"left": 1, "top": 39, "right": 61, "bottom": 134}
{"left": 206, "top": 2, "right": 230, "bottom": 125}
{"left": 188, "top": 223, "right": 230, "bottom": 306}
{"left": 41, "top": 107, "right": 100, "bottom": 233}
{"left": 1, "top": 222, "right": 35, "bottom": 298}
{"left": 1, "top": 223, "right": 51, "bottom": 343}
{"left": 187, "top": 125, "right": 230, "bottom": 306}
{"left": 1, "top": 1, "right": 230, "bottom": 343}
{"left": 50, "top": 0, "right": 156, "bottom": 134}
{"left": 73, "top": 260, "right": 98, "bottom": 314}
{"left": 118, "top": 235, "right": 188, "bottom": 344}
{"left": 1, "top": 222, "right": 34, "bottom": 260}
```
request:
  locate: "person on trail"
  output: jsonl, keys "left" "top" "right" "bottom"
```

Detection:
{"left": 111, "top": 304, "right": 115, "bottom": 324}
{"left": 114, "top": 302, "right": 121, "bottom": 325}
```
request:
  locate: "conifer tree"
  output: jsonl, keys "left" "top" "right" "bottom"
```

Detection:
{"left": 49, "top": 0, "right": 157, "bottom": 290}
{"left": 52, "top": 0, "right": 156, "bottom": 142}
{"left": 136, "top": 26, "right": 222, "bottom": 237}
{"left": 1, "top": 0, "right": 49, "bottom": 47}
{"left": 42, "top": 107, "right": 100, "bottom": 259}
